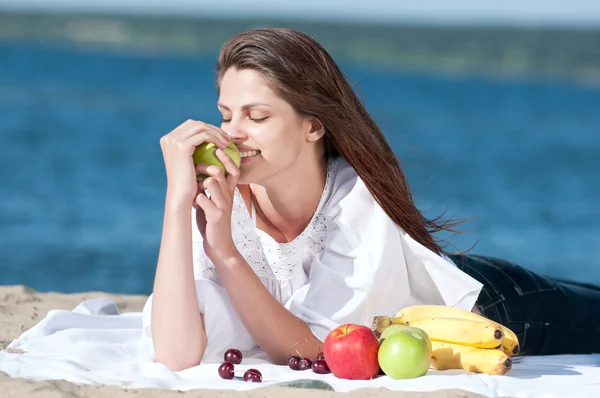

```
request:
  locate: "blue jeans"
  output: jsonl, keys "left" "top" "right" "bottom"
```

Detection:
{"left": 448, "top": 254, "right": 600, "bottom": 356}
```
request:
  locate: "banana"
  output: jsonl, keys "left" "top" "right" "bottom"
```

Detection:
{"left": 407, "top": 317, "right": 503, "bottom": 349}
{"left": 430, "top": 341, "right": 512, "bottom": 375}
{"left": 393, "top": 305, "right": 520, "bottom": 356}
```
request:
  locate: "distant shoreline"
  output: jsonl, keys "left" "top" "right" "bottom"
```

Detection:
{"left": 1, "top": 11, "right": 600, "bottom": 83}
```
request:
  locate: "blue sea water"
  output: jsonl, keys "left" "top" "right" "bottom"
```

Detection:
{"left": 1, "top": 42, "right": 599, "bottom": 294}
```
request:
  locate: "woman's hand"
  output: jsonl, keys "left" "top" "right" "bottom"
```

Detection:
{"left": 194, "top": 149, "right": 241, "bottom": 259}
{"left": 159, "top": 120, "right": 231, "bottom": 209}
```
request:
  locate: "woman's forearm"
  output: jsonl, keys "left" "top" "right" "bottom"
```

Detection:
{"left": 151, "top": 200, "right": 206, "bottom": 370}
{"left": 214, "top": 252, "right": 322, "bottom": 365}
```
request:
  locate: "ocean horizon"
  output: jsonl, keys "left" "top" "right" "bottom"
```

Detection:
{"left": 1, "top": 21, "right": 599, "bottom": 294}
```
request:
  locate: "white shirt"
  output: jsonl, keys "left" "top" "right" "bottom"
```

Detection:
{"left": 138, "top": 157, "right": 483, "bottom": 363}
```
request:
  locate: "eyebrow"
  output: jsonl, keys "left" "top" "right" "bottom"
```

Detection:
{"left": 217, "top": 102, "right": 272, "bottom": 111}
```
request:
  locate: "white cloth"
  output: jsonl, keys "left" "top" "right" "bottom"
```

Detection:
{"left": 1, "top": 299, "right": 599, "bottom": 398}
{"left": 137, "top": 157, "right": 483, "bottom": 362}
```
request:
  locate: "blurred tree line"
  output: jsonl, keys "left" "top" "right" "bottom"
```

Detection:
{"left": 1, "top": 11, "right": 599, "bottom": 82}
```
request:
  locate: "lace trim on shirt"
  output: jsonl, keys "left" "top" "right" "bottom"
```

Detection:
{"left": 194, "top": 158, "right": 340, "bottom": 280}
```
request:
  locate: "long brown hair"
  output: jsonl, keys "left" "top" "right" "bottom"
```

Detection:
{"left": 215, "top": 28, "right": 463, "bottom": 256}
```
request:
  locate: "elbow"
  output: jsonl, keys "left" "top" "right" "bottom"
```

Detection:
{"left": 156, "top": 352, "right": 202, "bottom": 371}
{"left": 155, "top": 339, "right": 206, "bottom": 371}
{"left": 152, "top": 328, "right": 207, "bottom": 371}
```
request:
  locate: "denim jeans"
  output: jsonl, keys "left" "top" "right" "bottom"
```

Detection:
{"left": 448, "top": 254, "right": 600, "bottom": 356}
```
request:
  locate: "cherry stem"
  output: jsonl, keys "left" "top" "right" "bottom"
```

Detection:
{"left": 288, "top": 337, "right": 324, "bottom": 360}
{"left": 311, "top": 337, "right": 322, "bottom": 356}
{"left": 288, "top": 340, "right": 302, "bottom": 358}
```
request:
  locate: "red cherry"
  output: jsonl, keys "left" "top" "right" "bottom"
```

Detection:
{"left": 312, "top": 359, "right": 331, "bottom": 374}
{"left": 224, "top": 348, "right": 242, "bottom": 364}
{"left": 288, "top": 355, "right": 301, "bottom": 370}
{"left": 298, "top": 357, "right": 312, "bottom": 371}
{"left": 243, "top": 368, "right": 262, "bottom": 382}
{"left": 218, "top": 362, "right": 234, "bottom": 379}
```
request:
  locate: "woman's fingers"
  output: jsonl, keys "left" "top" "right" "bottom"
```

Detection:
{"left": 199, "top": 165, "right": 225, "bottom": 184}
{"left": 160, "top": 127, "right": 227, "bottom": 163}
{"left": 195, "top": 163, "right": 225, "bottom": 188}
{"left": 184, "top": 129, "right": 229, "bottom": 150}
{"left": 195, "top": 191, "right": 220, "bottom": 221}
{"left": 204, "top": 123, "right": 232, "bottom": 146}
{"left": 195, "top": 162, "right": 228, "bottom": 205}
{"left": 216, "top": 149, "right": 241, "bottom": 193}
{"left": 178, "top": 120, "right": 230, "bottom": 147}
{"left": 194, "top": 199, "right": 208, "bottom": 236}
{"left": 193, "top": 181, "right": 205, "bottom": 209}
{"left": 195, "top": 162, "right": 214, "bottom": 177}
{"left": 195, "top": 149, "right": 240, "bottom": 197}
{"left": 168, "top": 119, "right": 196, "bottom": 139}
{"left": 202, "top": 175, "right": 228, "bottom": 209}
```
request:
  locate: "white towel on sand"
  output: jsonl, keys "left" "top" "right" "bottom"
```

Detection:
{"left": 1, "top": 297, "right": 599, "bottom": 397}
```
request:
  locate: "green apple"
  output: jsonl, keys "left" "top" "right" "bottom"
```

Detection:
{"left": 380, "top": 325, "right": 432, "bottom": 351}
{"left": 192, "top": 141, "right": 241, "bottom": 176}
{"left": 378, "top": 328, "right": 432, "bottom": 379}
{"left": 381, "top": 324, "right": 412, "bottom": 341}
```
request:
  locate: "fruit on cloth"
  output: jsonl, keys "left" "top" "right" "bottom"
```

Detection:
{"left": 372, "top": 305, "right": 519, "bottom": 356}
{"left": 218, "top": 362, "right": 234, "bottom": 379}
{"left": 407, "top": 317, "right": 504, "bottom": 349}
{"left": 379, "top": 324, "right": 432, "bottom": 351}
{"left": 378, "top": 327, "right": 432, "bottom": 379}
{"left": 298, "top": 357, "right": 312, "bottom": 371}
{"left": 312, "top": 359, "right": 331, "bottom": 374}
{"left": 430, "top": 340, "right": 512, "bottom": 375}
{"left": 224, "top": 348, "right": 242, "bottom": 364}
{"left": 372, "top": 305, "right": 520, "bottom": 376}
{"left": 288, "top": 355, "right": 301, "bottom": 370}
{"left": 323, "top": 324, "right": 380, "bottom": 380}
{"left": 243, "top": 368, "right": 262, "bottom": 382}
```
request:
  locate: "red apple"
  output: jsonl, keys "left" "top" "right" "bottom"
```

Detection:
{"left": 323, "top": 324, "right": 380, "bottom": 380}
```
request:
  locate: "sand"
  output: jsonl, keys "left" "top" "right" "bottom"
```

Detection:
{"left": 0, "top": 285, "right": 484, "bottom": 398}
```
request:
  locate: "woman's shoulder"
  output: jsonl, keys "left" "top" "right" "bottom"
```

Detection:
{"left": 325, "top": 156, "right": 374, "bottom": 213}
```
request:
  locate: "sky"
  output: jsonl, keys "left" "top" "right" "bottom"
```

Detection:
{"left": 1, "top": 0, "right": 599, "bottom": 26}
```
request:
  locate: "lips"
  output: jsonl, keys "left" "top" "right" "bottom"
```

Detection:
{"left": 236, "top": 146, "right": 259, "bottom": 152}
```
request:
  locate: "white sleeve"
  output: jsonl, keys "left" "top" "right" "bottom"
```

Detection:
{"left": 285, "top": 165, "right": 483, "bottom": 342}
{"left": 137, "top": 209, "right": 257, "bottom": 363}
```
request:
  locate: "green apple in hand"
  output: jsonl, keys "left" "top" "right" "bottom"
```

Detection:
{"left": 378, "top": 327, "right": 432, "bottom": 379}
{"left": 193, "top": 142, "right": 241, "bottom": 177}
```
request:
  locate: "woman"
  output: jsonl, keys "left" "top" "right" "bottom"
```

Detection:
{"left": 141, "top": 28, "right": 600, "bottom": 371}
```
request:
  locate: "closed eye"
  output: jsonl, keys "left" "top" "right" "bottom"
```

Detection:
{"left": 249, "top": 116, "right": 269, "bottom": 123}
{"left": 221, "top": 116, "right": 269, "bottom": 123}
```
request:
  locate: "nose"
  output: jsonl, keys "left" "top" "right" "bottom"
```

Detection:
{"left": 223, "top": 119, "right": 247, "bottom": 141}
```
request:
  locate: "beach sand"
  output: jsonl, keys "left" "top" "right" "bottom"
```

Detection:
{"left": 0, "top": 285, "right": 484, "bottom": 398}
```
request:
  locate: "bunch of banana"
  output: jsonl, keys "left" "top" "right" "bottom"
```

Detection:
{"left": 372, "top": 305, "right": 519, "bottom": 376}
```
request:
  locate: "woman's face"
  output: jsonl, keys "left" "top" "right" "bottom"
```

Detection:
{"left": 217, "top": 67, "right": 319, "bottom": 185}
